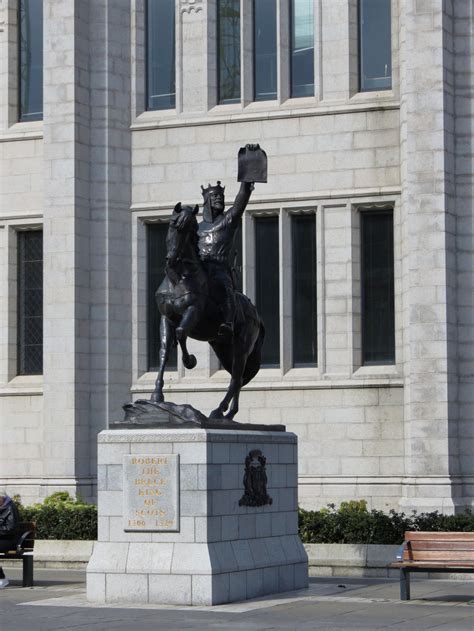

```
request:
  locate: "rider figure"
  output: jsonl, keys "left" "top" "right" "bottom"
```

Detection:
{"left": 198, "top": 179, "right": 254, "bottom": 338}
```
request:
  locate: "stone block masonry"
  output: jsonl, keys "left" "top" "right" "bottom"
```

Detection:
{"left": 87, "top": 428, "right": 308, "bottom": 605}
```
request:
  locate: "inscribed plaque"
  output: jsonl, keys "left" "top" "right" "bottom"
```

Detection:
{"left": 123, "top": 454, "right": 179, "bottom": 532}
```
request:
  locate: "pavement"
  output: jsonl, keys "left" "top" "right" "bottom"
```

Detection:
{"left": 0, "top": 568, "right": 473, "bottom": 630}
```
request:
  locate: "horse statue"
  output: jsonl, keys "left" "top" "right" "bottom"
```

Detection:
{"left": 150, "top": 203, "right": 265, "bottom": 421}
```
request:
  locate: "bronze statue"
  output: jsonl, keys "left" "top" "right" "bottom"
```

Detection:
{"left": 148, "top": 145, "right": 267, "bottom": 421}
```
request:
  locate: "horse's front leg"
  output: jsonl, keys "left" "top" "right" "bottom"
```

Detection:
{"left": 176, "top": 305, "right": 198, "bottom": 369}
{"left": 150, "top": 316, "right": 176, "bottom": 403}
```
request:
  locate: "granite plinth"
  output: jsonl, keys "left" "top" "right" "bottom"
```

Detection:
{"left": 87, "top": 428, "right": 308, "bottom": 605}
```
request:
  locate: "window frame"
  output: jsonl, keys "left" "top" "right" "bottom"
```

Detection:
{"left": 360, "top": 208, "right": 395, "bottom": 365}
{"left": 357, "top": 0, "right": 392, "bottom": 93}
{"left": 18, "top": 0, "right": 43, "bottom": 123}
{"left": 217, "top": 0, "right": 242, "bottom": 105}
{"left": 351, "top": 200, "right": 400, "bottom": 377}
{"left": 289, "top": 0, "right": 316, "bottom": 99}
{"left": 212, "top": 0, "right": 318, "bottom": 109}
{"left": 16, "top": 227, "right": 43, "bottom": 376}
{"left": 252, "top": 0, "right": 278, "bottom": 102}
{"left": 244, "top": 205, "right": 319, "bottom": 377}
{"left": 145, "top": 0, "right": 177, "bottom": 112}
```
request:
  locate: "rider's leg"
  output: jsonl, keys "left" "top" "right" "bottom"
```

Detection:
{"left": 218, "top": 285, "right": 236, "bottom": 337}
{"left": 151, "top": 316, "right": 175, "bottom": 403}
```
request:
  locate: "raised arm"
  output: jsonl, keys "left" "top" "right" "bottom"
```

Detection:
{"left": 230, "top": 181, "right": 254, "bottom": 222}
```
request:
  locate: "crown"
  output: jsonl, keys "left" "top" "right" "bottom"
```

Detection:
{"left": 201, "top": 181, "right": 225, "bottom": 197}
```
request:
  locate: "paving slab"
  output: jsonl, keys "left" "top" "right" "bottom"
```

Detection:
{"left": 0, "top": 569, "right": 472, "bottom": 630}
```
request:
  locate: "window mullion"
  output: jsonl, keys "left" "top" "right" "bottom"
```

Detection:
{"left": 241, "top": 0, "right": 253, "bottom": 105}
{"left": 277, "top": 0, "right": 290, "bottom": 103}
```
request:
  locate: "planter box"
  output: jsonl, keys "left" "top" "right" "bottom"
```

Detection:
{"left": 2, "top": 540, "right": 94, "bottom": 570}
{"left": 304, "top": 543, "right": 400, "bottom": 578}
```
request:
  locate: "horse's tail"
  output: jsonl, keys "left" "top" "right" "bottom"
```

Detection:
{"left": 242, "top": 320, "right": 265, "bottom": 386}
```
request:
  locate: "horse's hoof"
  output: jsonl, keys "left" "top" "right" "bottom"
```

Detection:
{"left": 150, "top": 393, "right": 164, "bottom": 404}
{"left": 184, "top": 354, "right": 197, "bottom": 370}
{"left": 209, "top": 408, "right": 225, "bottom": 420}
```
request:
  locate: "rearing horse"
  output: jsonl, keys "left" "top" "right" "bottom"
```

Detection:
{"left": 151, "top": 203, "right": 265, "bottom": 420}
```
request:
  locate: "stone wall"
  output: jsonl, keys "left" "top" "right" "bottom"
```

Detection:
{"left": 0, "top": 0, "right": 472, "bottom": 511}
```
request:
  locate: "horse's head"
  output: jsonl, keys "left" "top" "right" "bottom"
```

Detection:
{"left": 166, "top": 203, "right": 200, "bottom": 269}
{"left": 170, "top": 202, "right": 199, "bottom": 233}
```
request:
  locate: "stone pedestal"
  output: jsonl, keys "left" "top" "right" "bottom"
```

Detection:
{"left": 86, "top": 428, "right": 308, "bottom": 605}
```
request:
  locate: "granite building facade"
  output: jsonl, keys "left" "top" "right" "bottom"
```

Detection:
{"left": 0, "top": 0, "right": 472, "bottom": 512}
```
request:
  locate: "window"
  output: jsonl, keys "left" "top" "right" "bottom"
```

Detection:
{"left": 292, "top": 214, "right": 317, "bottom": 366}
{"left": 17, "top": 230, "right": 43, "bottom": 375}
{"left": 147, "top": 224, "right": 177, "bottom": 371}
{"left": 253, "top": 0, "right": 277, "bottom": 101}
{"left": 255, "top": 217, "right": 280, "bottom": 367}
{"left": 217, "top": 0, "right": 241, "bottom": 104}
{"left": 146, "top": 0, "right": 176, "bottom": 110}
{"left": 290, "top": 0, "right": 314, "bottom": 97}
{"left": 19, "top": 0, "right": 43, "bottom": 121}
{"left": 361, "top": 211, "right": 395, "bottom": 364}
{"left": 358, "top": 0, "right": 392, "bottom": 91}
{"left": 216, "top": 0, "right": 315, "bottom": 105}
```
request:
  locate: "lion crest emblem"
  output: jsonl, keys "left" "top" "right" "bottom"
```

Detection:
{"left": 238, "top": 449, "right": 272, "bottom": 507}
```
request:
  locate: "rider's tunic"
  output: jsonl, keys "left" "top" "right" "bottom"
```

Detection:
{"left": 198, "top": 208, "right": 238, "bottom": 289}
{"left": 198, "top": 209, "right": 239, "bottom": 319}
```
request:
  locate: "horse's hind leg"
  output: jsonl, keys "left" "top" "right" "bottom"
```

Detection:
{"left": 210, "top": 352, "right": 245, "bottom": 420}
{"left": 151, "top": 316, "right": 176, "bottom": 403}
{"left": 176, "top": 305, "right": 198, "bottom": 369}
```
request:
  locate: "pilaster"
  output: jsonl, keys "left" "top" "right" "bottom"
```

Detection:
{"left": 399, "top": 0, "right": 458, "bottom": 511}
{"left": 42, "top": 0, "right": 132, "bottom": 499}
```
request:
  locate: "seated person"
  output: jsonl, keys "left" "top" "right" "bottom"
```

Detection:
{"left": 0, "top": 491, "right": 20, "bottom": 589}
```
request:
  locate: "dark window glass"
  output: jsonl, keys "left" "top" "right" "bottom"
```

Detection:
{"left": 359, "top": 0, "right": 392, "bottom": 91}
{"left": 148, "top": 224, "right": 177, "bottom": 371}
{"left": 146, "top": 0, "right": 176, "bottom": 110}
{"left": 290, "top": 0, "right": 314, "bottom": 97}
{"left": 253, "top": 0, "right": 277, "bottom": 101}
{"left": 18, "top": 231, "right": 43, "bottom": 375}
{"left": 218, "top": 0, "right": 241, "bottom": 104}
{"left": 19, "top": 0, "right": 43, "bottom": 121}
{"left": 361, "top": 211, "right": 395, "bottom": 364}
{"left": 255, "top": 217, "right": 279, "bottom": 367}
{"left": 292, "top": 214, "right": 317, "bottom": 366}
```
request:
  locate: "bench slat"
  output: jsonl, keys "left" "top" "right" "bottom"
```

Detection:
{"left": 407, "top": 541, "right": 474, "bottom": 552}
{"left": 403, "top": 550, "right": 474, "bottom": 561}
{"left": 391, "top": 561, "right": 474, "bottom": 569}
{"left": 405, "top": 532, "right": 474, "bottom": 542}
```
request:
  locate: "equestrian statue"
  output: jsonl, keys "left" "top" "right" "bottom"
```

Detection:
{"left": 147, "top": 145, "right": 267, "bottom": 421}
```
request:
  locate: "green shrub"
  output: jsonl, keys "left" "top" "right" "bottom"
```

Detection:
{"left": 299, "top": 501, "right": 474, "bottom": 544}
{"left": 13, "top": 492, "right": 97, "bottom": 541}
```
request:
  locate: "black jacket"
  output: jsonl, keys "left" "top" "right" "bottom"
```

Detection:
{"left": 0, "top": 497, "right": 20, "bottom": 538}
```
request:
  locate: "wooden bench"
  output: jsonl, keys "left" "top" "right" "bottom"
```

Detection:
{"left": 0, "top": 521, "right": 35, "bottom": 587}
{"left": 389, "top": 531, "right": 474, "bottom": 600}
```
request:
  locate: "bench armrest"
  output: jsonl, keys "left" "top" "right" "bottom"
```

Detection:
{"left": 16, "top": 530, "right": 34, "bottom": 554}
